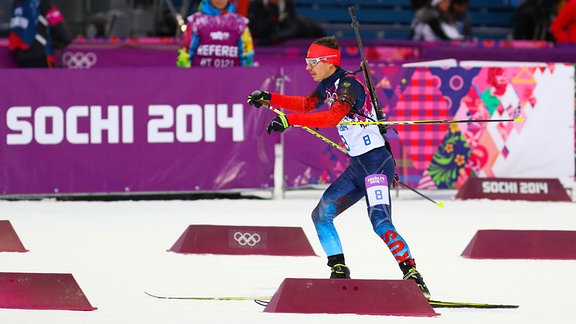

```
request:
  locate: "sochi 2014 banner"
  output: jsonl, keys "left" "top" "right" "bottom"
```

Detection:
{"left": 0, "top": 67, "right": 277, "bottom": 196}
{"left": 0, "top": 63, "right": 574, "bottom": 196}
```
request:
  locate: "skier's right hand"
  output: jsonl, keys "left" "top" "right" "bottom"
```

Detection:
{"left": 247, "top": 90, "right": 271, "bottom": 108}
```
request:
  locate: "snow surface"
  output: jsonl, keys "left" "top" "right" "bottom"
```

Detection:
{"left": 1, "top": 189, "right": 575, "bottom": 324}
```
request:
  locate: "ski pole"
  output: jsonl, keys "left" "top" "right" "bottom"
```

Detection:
{"left": 398, "top": 181, "right": 445, "bottom": 208}
{"left": 262, "top": 102, "right": 348, "bottom": 154}
{"left": 338, "top": 116, "right": 524, "bottom": 126}
{"left": 261, "top": 102, "right": 444, "bottom": 208}
{"left": 163, "top": 0, "right": 186, "bottom": 32}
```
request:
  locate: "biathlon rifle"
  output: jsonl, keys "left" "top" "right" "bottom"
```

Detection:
{"left": 347, "top": 7, "right": 444, "bottom": 208}
{"left": 346, "top": 6, "right": 524, "bottom": 128}
{"left": 348, "top": 6, "right": 387, "bottom": 135}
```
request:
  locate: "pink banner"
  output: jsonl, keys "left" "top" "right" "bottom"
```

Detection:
{"left": 0, "top": 67, "right": 277, "bottom": 196}
{"left": 0, "top": 39, "right": 574, "bottom": 195}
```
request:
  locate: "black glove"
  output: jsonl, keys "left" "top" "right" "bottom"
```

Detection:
{"left": 266, "top": 115, "right": 289, "bottom": 134}
{"left": 247, "top": 90, "right": 271, "bottom": 108}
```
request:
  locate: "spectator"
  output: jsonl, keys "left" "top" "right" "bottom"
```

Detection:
{"left": 411, "top": 0, "right": 463, "bottom": 41}
{"left": 8, "top": 0, "right": 73, "bottom": 68}
{"left": 550, "top": 0, "right": 576, "bottom": 42}
{"left": 248, "top": 0, "right": 326, "bottom": 45}
{"left": 450, "top": 0, "right": 473, "bottom": 40}
{"left": 177, "top": 0, "right": 254, "bottom": 67}
{"left": 512, "top": 0, "right": 557, "bottom": 40}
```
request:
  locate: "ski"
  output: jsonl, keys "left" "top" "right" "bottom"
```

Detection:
{"left": 251, "top": 298, "right": 519, "bottom": 309}
{"left": 144, "top": 291, "right": 270, "bottom": 301}
{"left": 146, "top": 292, "right": 518, "bottom": 309}
{"left": 428, "top": 299, "right": 519, "bottom": 309}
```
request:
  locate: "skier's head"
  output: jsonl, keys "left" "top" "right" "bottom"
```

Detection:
{"left": 305, "top": 36, "right": 340, "bottom": 82}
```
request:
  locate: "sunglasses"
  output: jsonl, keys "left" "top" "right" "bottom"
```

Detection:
{"left": 305, "top": 55, "right": 337, "bottom": 67}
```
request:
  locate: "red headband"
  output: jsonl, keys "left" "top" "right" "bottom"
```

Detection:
{"left": 307, "top": 44, "right": 341, "bottom": 66}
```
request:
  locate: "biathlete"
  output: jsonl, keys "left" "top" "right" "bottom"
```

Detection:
{"left": 247, "top": 36, "right": 430, "bottom": 299}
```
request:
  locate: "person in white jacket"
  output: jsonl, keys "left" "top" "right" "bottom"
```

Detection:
{"left": 411, "top": 0, "right": 463, "bottom": 41}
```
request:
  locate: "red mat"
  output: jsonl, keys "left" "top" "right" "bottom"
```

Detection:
{"left": 169, "top": 224, "right": 317, "bottom": 256}
{"left": 0, "top": 220, "right": 28, "bottom": 252}
{"left": 264, "top": 278, "right": 438, "bottom": 317}
{"left": 0, "top": 272, "right": 97, "bottom": 311}
{"left": 462, "top": 229, "right": 576, "bottom": 259}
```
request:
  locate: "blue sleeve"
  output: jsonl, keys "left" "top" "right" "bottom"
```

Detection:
{"left": 189, "top": 33, "right": 200, "bottom": 63}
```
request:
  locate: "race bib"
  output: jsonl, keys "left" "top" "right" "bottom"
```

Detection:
{"left": 365, "top": 174, "right": 390, "bottom": 207}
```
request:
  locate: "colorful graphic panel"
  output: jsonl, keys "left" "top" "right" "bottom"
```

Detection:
{"left": 285, "top": 63, "right": 574, "bottom": 190}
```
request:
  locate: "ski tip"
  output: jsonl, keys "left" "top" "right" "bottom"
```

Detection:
{"left": 144, "top": 291, "right": 163, "bottom": 299}
{"left": 513, "top": 115, "right": 524, "bottom": 123}
{"left": 254, "top": 299, "right": 270, "bottom": 307}
{"left": 436, "top": 201, "right": 445, "bottom": 209}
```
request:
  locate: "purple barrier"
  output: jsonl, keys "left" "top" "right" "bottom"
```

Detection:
{"left": 1, "top": 38, "right": 574, "bottom": 195}
{"left": 283, "top": 63, "right": 575, "bottom": 191}
{"left": 0, "top": 68, "right": 277, "bottom": 196}
{"left": 420, "top": 43, "right": 576, "bottom": 63}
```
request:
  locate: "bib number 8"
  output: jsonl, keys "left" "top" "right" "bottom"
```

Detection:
{"left": 363, "top": 135, "right": 371, "bottom": 146}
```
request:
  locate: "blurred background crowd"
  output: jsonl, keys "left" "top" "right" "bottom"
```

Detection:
{"left": 1, "top": 0, "right": 573, "bottom": 43}
{"left": 2, "top": 0, "right": 576, "bottom": 68}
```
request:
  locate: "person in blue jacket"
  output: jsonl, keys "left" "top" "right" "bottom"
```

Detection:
{"left": 8, "top": 0, "right": 73, "bottom": 68}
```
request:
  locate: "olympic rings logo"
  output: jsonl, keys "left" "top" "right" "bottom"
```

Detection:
{"left": 233, "top": 232, "right": 261, "bottom": 247}
{"left": 62, "top": 52, "right": 98, "bottom": 69}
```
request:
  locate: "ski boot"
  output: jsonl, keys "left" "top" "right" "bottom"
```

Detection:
{"left": 399, "top": 258, "right": 431, "bottom": 299}
{"left": 328, "top": 254, "right": 351, "bottom": 279}
{"left": 330, "top": 264, "right": 351, "bottom": 279}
